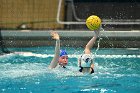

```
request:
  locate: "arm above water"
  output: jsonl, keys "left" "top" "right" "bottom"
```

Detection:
{"left": 49, "top": 32, "right": 60, "bottom": 69}
{"left": 84, "top": 30, "right": 100, "bottom": 54}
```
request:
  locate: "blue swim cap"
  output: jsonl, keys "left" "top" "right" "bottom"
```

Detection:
{"left": 60, "top": 50, "right": 67, "bottom": 57}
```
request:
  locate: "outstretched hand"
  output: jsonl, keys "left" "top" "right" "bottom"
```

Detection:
{"left": 94, "top": 30, "right": 99, "bottom": 36}
{"left": 50, "top": 31, "right": 60, "bottom": 40}
{"left": 94, "top": 26, "right": 102, "bottom": 36}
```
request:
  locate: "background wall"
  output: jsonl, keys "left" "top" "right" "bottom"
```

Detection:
{"left": 0, "top": 0, "right": 65, "bottom": 29}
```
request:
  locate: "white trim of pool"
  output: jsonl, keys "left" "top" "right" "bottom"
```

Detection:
{"left": 1, "top": 30, "right": 140, "bottom": 37}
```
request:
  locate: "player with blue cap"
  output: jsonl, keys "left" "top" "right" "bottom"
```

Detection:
{"left": 49, "top": 32, "right": 68, "bottom": 69}
{"left": 49, "top": 29, "right": 100, "bottom": 74}
{"left": 58, "top": 49, "right": 68, "bottom": 68}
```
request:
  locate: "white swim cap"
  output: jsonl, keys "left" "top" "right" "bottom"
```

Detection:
{"left": 80, "top": 54, "right": 93, "bottom": 67}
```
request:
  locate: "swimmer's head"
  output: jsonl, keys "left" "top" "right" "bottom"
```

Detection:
{"left": 60, "top": 50, "right": 67, "bottom": 57}
{"left": 58, "top": 50, "right": 68, "bottom": 66}
{"left": 80, "top": 54, "right": 93, "bottom": 67}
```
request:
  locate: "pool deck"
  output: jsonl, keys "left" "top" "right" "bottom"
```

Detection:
{"left": 1, "top": 30, "right": 140, "bottom": 48}
{"left": 2, "top": 30, "right": 140, "bottom": 37}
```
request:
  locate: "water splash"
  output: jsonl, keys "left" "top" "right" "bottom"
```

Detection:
{"left": 94, "top": 27, "right": 104, "bottom": 55}
{"left": 0, "top": 63, "right": 51, "bottom": 79}
{"left": 1, "top": 52, "right": 139, "bottom": 59}
{"left": 94, "top": 37, "right": 102, "bottom": 55}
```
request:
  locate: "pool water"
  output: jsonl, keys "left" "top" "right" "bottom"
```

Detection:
{"left": 0, "top": 47, "right": 140, "bottom": 93}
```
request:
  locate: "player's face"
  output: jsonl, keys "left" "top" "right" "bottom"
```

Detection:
{"left": 58, "top": 55, "right": 68, "bottom": 66}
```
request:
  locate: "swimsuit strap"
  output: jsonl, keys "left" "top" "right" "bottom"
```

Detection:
{"left": 79, "top": 67, "right": 83, "bottom": 72}
{"left": 79, "top": 67, "right": 94, "bottom": 74}
{"left": 90, "top": 67, "right": 94, "bottom": 74}
{"left": 62, "top": 66, "right": 66, "bottom": 68}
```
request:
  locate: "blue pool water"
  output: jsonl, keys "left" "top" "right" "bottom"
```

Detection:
{"left": 0, "top": 47, "right": 140, "bottom": 93}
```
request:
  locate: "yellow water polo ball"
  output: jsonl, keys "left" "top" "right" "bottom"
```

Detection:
{"left": 86, "top": 15, "right": 101, "bottom": 31}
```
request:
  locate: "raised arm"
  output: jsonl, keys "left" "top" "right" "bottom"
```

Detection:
{"left": 84, "top": 30, "right": 99, "bottom": 54}
{"left": 83, "top": 30, "right": 100, "bottom": 70}
{"left": 49, "top": 32, "right": 60, "bottom": 69}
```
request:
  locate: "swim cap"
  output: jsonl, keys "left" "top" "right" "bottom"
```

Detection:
{"left": 80, "top": 54, "right": 93, "bottom": 67}
{"left": 60, "top": 50, "right": 67, "bottom": 57}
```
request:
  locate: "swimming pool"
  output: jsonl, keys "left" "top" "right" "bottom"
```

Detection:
{"left": 0, "top": 47, "right": 140, "bottom": 93}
